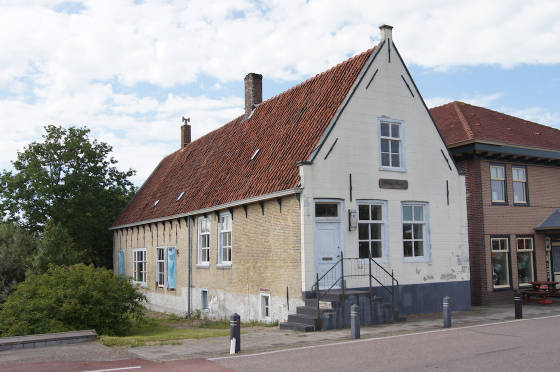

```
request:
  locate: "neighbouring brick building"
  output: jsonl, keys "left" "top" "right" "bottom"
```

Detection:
{"left": 432, "top": 101, "right": 560, "bottom": 304}
{"left": 111, "top": 26, "right": 471, "bottom": 325}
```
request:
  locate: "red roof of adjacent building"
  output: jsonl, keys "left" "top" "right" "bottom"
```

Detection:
{"left": 112, "top": 48, "right": 375, "bottom": 227}
{"left": 430, "top": 101, "right": 560, "bottom": 152}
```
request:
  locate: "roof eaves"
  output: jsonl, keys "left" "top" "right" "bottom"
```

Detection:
{"left": 307, "top": 42, "right": 384, "bottom": 163}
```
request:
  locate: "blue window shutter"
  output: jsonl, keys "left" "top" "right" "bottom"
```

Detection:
{"left": 167, "top": 248, "right": 176, "bottom": 289}
{"left": 118, "top": 250, "right": 125, "bottom": 277}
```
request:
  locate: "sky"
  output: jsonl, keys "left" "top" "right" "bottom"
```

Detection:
{"left": 1, "top": 0, "right": 559, "bottom": 186}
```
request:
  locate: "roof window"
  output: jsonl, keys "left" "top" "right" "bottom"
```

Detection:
{"left": 251, "top": 148, "right": 261, "bottom": 160}
{"left": 153, "top": 200, "right": 160, "bottom": 207}
{"left": 177, "top": 191, "right": 185, "bottom": 201}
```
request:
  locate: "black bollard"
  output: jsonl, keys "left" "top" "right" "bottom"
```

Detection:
{"left": 351, "top": 304, "right": 360, "bottom": 339}
{"left": 230, "top": 313, "right": 241, "bottom": 353}
{"left": 443, "top": 296, "right": 452, "bottom": 328}
{"left": 514, "top": 291, "right": 523, "bottom": 319}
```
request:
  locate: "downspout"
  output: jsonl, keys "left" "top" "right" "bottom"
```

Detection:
{"left": 187, "top": 217, "right": 192, "bottom": 317}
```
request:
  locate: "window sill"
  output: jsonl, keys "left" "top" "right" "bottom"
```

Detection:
{"left": 379, "top": 166, "right": 406, "bottom": 173}
{"left": 217, "top": 264, "right": 232, "bottom": 269}
{"left": 513, "top": 203, "right": 530, "bottom": 207}
{"left": 403, "top": 256, "right": 430, "bottom": 263}
{"left": 492, "top": 286, "right": 512, "bottom": 292}
{"left": 133, "top": 281, "right": 147, "bottom": 288}
{"left": 196, "top": 263, "right": 210, "bottom": 269}
{"left": 491, "top": 201, "right": 509, "bottom": 206}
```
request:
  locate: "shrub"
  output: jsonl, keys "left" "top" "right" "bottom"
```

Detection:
{"left": 0, "top": 264, "right": 146, "bottom": 336}
{"left": 32, "top": 220, "right": 86, "bottom": 273}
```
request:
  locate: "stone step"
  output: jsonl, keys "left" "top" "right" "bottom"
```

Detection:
{"left": 296, "top": 306, "right": 334, "bottom": 317}
{"left": 279, "top": 321, "right": 315, "bottom": 332}
{"left": 288, "top": 313, "right": 318, "bottom": 327}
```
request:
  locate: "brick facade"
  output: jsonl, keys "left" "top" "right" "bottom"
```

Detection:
{"left": 456, "top": 155, "right": 560, "bottom": 303}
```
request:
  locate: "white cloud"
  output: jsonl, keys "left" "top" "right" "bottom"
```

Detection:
{"left": 425, "top": 92, "right": 503, "bottom": 109}
{"left": 1, "top": 0, "right": 560, "bottom": 184}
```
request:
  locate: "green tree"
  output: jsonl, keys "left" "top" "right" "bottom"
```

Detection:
{"left": 0, "top": 223, "right": 37, "bottom": 302}
{"left": 0, "top": 125, "right": 136, "bottom": 268}
{"left": 32, "top": 220, "right": 86, "bottom": 273}
{"left": 0, "top": 264, "right": 146, "bottom": 336}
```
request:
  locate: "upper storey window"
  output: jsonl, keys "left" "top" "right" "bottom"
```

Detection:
{"left": 379, "top": 120, "right": 404, "bottom": 171}
{"left": 512, "top": 167, "right": 528, "bottom": 204}
{"left": 490, "top": 165, "right": 506, "bottom": 203}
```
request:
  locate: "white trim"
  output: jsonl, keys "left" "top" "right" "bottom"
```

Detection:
{"left": 357, "top": 200, "right": 389, "bottom": 263}
{"left": 378, "top": 118, "right": 406, "bottom": 172}
{"left": 259, "top": 293, "right": 271, "bottom": 321}
{"left": 314, "top": 199, "right": 343, "bottom": 223}
{"left": 155, "top": 246, "right": 166, "bottom": 288}
{"left": 491, "top": 237, "right": 510, "bottom": 289}
{"left": 198, "top": 216, "right": 210, "bottom": 265}
{"left": 490, "top": 165, "right": 506, "bottom": 203}
{"left": 401, "top": 202, "right": 430, "bottom": 263}
{"left": 218, "top": 212, "right": 232, "bottom": 265}
{"left": 200, "top": 288, "right": 209, "bottom": 311}
{"left": 110, "top": 188, "right": 302, "bottom": 230}
{"left": 132, "top": 248, "right": 147, "bottom": 287}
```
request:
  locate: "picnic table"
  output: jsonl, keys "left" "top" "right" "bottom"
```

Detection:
{"left": 520, "top": 281, "right": 559, "bottom": 303}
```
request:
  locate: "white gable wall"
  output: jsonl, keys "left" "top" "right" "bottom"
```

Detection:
{"left": 299, "top": 39, "right": 470, "bottom": 312}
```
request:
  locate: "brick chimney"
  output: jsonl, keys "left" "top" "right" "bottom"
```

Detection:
{"left": 244, "top": 73, "right": 262, "bottom": 118}
{"left": 379, "top": 24, "right": 393, "bottom": 40}
{"left": 181, "top": 116, "right": 191, "bottom": 148}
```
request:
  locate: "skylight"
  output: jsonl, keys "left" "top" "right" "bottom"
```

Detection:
{"left": 177, "top": 191, "right": 185, "bottom": 201}
{"left": 251, "top": 148, "right": 261, "bottom": 160}
{"left": 153, "top": 200, "right": 159, "bottom": 207}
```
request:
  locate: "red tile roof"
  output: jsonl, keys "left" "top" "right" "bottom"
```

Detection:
{"left": 430, "top": 101, "right": 560, "bottom": 151}
{"left": 112, "top": 48, "right": 375, "bottom": 227}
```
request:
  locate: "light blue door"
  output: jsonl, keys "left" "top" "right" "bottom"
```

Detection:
{"left": 167, "top": 247, "right": 177, "bottom": 289}
{"left": 117, "top": 250, "right": 125, "bottom": 277}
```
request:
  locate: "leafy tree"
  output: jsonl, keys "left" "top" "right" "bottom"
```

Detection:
{"left": 0, "top": 264, "right": 146, "bottom": 336}
{"left": 32, "top": 220, "right": 86, "bottom": 273}
{"left": 0, "top": 125, "right": 136, "bottom": 268}
{"left": 0, "top": 223, "right": 37, "bottom": 302}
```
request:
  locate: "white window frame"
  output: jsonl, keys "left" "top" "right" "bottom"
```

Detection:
{"left": 197, "top": 216, "right": 210, "bottom": 267}
{"left": 512, "top": 166, "right": 528, "bottom": 204}
{"left": 402, "top": 202, "right": 430, "bottom": 262}
{"left": 133, "top": 248, "right": 147, "bottom": 287}
{"left": 218, "top": 212, "right": 232, "bottom": 266}
{"left": 490, "top": 165, "right": 506, "bottom": 203}
{"left": 156, "top": 246, "right": 166, "bottom": 287}
{"left": 379, "top": 118, "right": 405, "bottom": 172}
{"left": 357, "top": 200, "right": 388, "bottom": 262}
{"left": 314, "top": 201, "right": 341, "bottom": 223}
{"left": 200, "top": 289, "right": 209, "bottom": 311}
{"left": 491, "top": 237, "right": 510, "bottom": 289}
{"left": 259, "top": 293, "right": 271, "bottom": 321}
{"left": 516, "top": 237, "right": 535, "bottom": 286}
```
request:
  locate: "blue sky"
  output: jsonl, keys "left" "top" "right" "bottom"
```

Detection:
{"left": 1, "top": 0, "right": 559, "bottom": 185}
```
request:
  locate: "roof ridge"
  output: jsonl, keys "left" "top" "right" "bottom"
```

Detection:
{"left": 452, "top": 101, "right": 474, "bottom": 139}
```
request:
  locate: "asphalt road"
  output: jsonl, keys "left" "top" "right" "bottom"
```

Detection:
{"left": 212, "top": 315, "right": 560, "bottom": 372}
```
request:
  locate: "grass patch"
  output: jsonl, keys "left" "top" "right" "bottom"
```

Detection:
{"left": 100, "top": 317, "right": 229, "bottom": 348}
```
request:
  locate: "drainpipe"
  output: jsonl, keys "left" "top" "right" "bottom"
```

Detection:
{"left": 187, "top": 217, "right": 192, "bottom": 317}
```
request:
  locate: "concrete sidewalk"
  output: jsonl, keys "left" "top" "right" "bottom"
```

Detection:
{"left": 128, "top": 302, "right": 560, "bottom": 361}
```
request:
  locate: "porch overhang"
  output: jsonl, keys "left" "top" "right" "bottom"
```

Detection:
{"left": 535, "top": 209, "right": 560, "bottom": 233}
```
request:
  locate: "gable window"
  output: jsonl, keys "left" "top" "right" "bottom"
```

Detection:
{"left": 517, "top": 237, "right": 534, "bottom": 286}
{"left": 512, "top": 167, "right": 528, "bottom": 204}
{"left": 198, "top": 216, "right": 210, "bottom": 266}
{"left": 133, "top": 248, "right": 147, "bottom": 286}
{"left": 490, "top": 165, "right": 506, "bottom": 203}
{"left": 380, "top": 120, "right": 403, "bottom": 170}
{"left": 358, "top": 201, "right": 387, "bottom": 260}
{"left": 260, "top": 293, "right": 271, "bottom": 321}
{"left": 402, "top": 203, "right": 429, "bottom": 260}
{"left": 156, "top": 247, "right": 166, "bottom": 287}
{"left": 218, "top": 212, "right": 232, "bottom": 265}
{"left": 491, "top": 237, "right": 510, "bottom": 289}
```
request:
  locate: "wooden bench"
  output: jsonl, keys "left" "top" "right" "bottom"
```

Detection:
{"left": 520, "top": 289, "right": 549, "bottom": 304}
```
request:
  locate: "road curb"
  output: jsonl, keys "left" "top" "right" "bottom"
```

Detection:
{"left": 0, "top": 330, "right": 98, "bottom": 351}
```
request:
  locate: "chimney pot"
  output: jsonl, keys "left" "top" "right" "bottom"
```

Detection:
{"left": 181, "top": 116, "right": 191, "bottom": 148}
{"left": 379, "top": 24, "right": 393, "bottom": 40}
{"left": 244, "top": 73, "right": 262, "bottom": 118}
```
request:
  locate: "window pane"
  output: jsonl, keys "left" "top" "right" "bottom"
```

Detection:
{"left": 415, "top": 241, "right": 424, "bottom": 257}
{"left": 513, "top": 167, "right": 525, "bottom": 181}
{"left": 491, "top": 180, "right": 504, "bottom": 201}
{"left": 381, "top": 138, "right": 390, "bottom": 152}
{"left": 492, "top": 239, "right": 500, "bottom": 251}
{"left": 403, "top": 206, "right": 413, "bottom": 221}
{"left": 413, "top": 224, "right": 423, "bottom": 239}
{"left": 315, "top": 203, "right": 338, "bottom": 217}
{"left": 370, "top": 224, "right": 381, "bottom": 240}
{"left": 413, "top": 206, "right": 423, "bottom": 221}
{"left": 359, "top": 242, "right": 370, "bottom": 258}
{"left": 381, "top": 153, "right": 390, "bottom": 166}
{"left": 358, "top": 223, "right": 369, "bottom": 239}
{"left": 391, "top": 154, "right": 400, "bottom": 168}
{"left": 359, "top": 205, "right": 369, "bottom": 220}
{"left": 381, "top": 123, "right": 390, "bottom": 137}
{"left": 391, "top": 124, "right": 399, "bottom": 138}
{"left": 403, "top": 223, "right": 413, "bottom": 239}
{"left": 517, "top": 238, "right": 525, "bottom": 250}
{"left": 491, "top": 166, "right": 504, "bottom": 179}
{"left": 371, "top": 205, "right": 382, "bottom": 221}
{"left": 390, "top": 140, "right": 399, "bottom": 154}
{"left": 404, "top": 241, "right": 413, "bottom": 257}
{"left": 517, "top": 252, "right": 534, "bottom": 284}
{"left": 371, "top": 241, "right": 382, "bottom": 258}
{"left": 491, "top": 252, "right": 509, "bottom": 287}
{"left": 513, "top": 182, "right": 526, "bottom": 203}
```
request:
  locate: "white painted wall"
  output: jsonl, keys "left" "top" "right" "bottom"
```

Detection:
{"left": 300, "top": 37, "right": 469, "bottom": 291}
